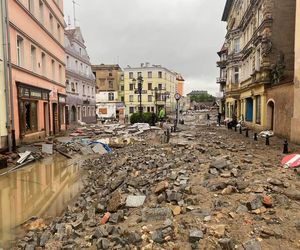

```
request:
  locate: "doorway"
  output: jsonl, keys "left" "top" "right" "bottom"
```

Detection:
{"left": 44, "top": 102, "right": 50, "bottom": 136}
{"left": 71, "top": 105, "right": 76, "bottom": 123}
{"left": 245, "top": 98, "right": 253, "bottom": 122}
{"left": 52, "top": 103, "right": 58, "bottom": 135}
{"left": 267, "top": 100, "right": 275, "bottom": 130}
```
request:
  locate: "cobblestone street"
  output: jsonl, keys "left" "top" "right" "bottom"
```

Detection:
{"left": 11, "top": 113, "right": 300, "bottom": 250}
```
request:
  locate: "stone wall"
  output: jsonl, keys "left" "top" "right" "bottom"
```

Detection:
{"left": 267, "top": 82, "right": 294, "bottom": 139}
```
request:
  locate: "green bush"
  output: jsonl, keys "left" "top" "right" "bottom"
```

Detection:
{"left": 130, "top": 112, "right": 156, "bottom": 124}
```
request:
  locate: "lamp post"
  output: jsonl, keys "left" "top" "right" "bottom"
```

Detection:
{"left": 152, "top": 87, "right": 158, "bottom": 115}
{"left": 132, "top": 76, "right": 143, "bottom": 114}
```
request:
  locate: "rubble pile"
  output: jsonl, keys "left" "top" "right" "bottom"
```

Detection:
{"left": 12, "top": 123, "right": 300, "bottom": 249}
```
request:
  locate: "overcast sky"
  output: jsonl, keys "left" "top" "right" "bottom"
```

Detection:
{"left": 64, "top": 0, "right": 226, "bottom": 96}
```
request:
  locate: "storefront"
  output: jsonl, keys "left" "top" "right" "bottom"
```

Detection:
{"left": 17, "top": 83, "right": 50, "bottom": 139}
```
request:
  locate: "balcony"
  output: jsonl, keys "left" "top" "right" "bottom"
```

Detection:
{"left": 216, "top": 59, "right": 227, "bottom": 68}
{"left": 216, "top": 77, "right": 227, "bottom": 84}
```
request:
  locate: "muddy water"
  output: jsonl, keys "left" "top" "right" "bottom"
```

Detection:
{"left": 0, "top": 154, "right": 85, "bottom": 248}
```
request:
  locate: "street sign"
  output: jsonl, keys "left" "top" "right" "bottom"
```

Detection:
{"left": 174, "top": 93, "right": 181, "bottom": 100}
{"left": 281, "top": 154, "right": 300, "bottom": 168}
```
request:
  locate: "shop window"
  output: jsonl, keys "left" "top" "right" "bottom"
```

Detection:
{"left": 20, "top": 100, "right": 38, "bottom": 133}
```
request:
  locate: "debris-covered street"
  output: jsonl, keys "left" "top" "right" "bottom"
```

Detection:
{"left": 2, "top": 112, "right": 299, "bottom": 250}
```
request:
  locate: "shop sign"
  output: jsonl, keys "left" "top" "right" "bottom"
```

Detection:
{"left": 31, "top": 90, "right": 42, "bottom": 99}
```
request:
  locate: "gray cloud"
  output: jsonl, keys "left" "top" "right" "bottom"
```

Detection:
{"left": 64, "top": 0, "right": 226, "bottom": 95}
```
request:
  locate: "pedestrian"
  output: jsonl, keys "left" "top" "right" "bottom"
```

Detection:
{"left": 206, "top": 113, "right": 210, "bottom": 126}
{"left": 217, "top": 112, "right": 222, "bottom": 126}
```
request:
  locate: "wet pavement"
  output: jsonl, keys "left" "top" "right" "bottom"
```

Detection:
{"left": 0, "top": 154, "right": 85, "bottom": 249}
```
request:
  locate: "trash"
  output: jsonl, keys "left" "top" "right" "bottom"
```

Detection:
{"left": 17, "top": 151, "right": 33, "bottom": 164}
{"left": 259, "top": 130, "right": 274, "bottom": 138}
{"left": 92, "top": 144, "right": 108, "bottom": 155}
{"left": 281, "top": 154, "right": 300, "bottom": 169}
{"left": 42, "top": 144, "right": 53, "bottom": 154}
{"left": 100, "top": 212, "right": 111, "bottom": 225}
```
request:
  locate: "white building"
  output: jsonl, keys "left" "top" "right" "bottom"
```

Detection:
{"left": 65, "top": 27, "right": 96, "bottom": 124}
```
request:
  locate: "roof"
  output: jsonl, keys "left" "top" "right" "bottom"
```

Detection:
{"left": 91, "top": 64, "right": 122, "bottom": 71}
{"left": 187, "top": 90, "right": 208, "bottom": 96}
{"left": 176, "top": 74, "right": 185, "bottom": 81}
{"left": 222, "top": 0, "right": 234, "bottom": 21}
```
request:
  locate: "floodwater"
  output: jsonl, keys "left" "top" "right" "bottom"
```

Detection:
{"left": 0, "top": 154, "right": 85, "bottom": 248}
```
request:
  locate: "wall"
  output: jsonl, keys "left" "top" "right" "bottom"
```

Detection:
{"left": 291, "top": 0, "right": 300, "bottom": 143}
{"left": 267, "top": 83, "right": 294, "bottom": 139}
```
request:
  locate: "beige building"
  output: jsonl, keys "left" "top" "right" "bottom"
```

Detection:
{"left": 124, "top": 63, "right": 177, "bottom": 115}
{"left": 220, "top": 0, "right": 296, "bottom": 139}
{"left": 291, "top": 0, "right": 300, "bottom": 143}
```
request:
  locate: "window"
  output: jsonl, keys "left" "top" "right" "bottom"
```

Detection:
{"left": 256, "top": 96, "right": 261, "bottom": 124}
{"left": 79, "top": 48, "right": 82, "bottom": 56}
{"left": 108, "top": 92, "right": 114, "bottom": 101}
{"left": 17, "top": 36, "right": 24, "bottom": 66}
{"left": 19, "top": 100, "right": 38, "bottom": 133}
{"left": 121, "top": 96, "right": 124, "bottom": 102}
{"left": 109, "top": 72, "right": 113, "bottom": 77}
{"left": 57, "top": 23, "right": 61, "bottom": 42}
{"left": 30, "top": 45, "right": 37, "bottom": 72}
{"left": 138, "top": 95, "right": 141, "bottom": 102}
{"left": 148, "top": 95, "right": 153, "bottom": 102}
{"left": 91, "top": 88, "right": 94, "bottom": 96}
{"left": 80, "top": 63, "right": 83, "bottom": 73}
{"left": 120, "top": 85, "right": 124, "bottom": 91}
{"left": 83, "top": 85, "right": 85, "bottom": 95}
{"left": 129, "top": 107, "right": 134, "bottom": 114}
{"left": 255, "top": 48, "right": 261, "bottom": 71}
{"left": 138, "top": 72, "right": 142, "bottom": 77}
{"left": 129, "top": 95, "right": 134, "bottom": 102}
{"left": 51, "top": 59, "right": 55, "bottom": 80}
{"left": 234, "top": 67, "right": 239, "bottom": 84}
{"left": 148, "top": 83, "right": 152, "bottom": 90}
{"left": 148, "top": 71, "right": 152, "bottom": 78}
{"left": 66, "top": 56, "right": 69, "bottom": 67}
{"left": 41, "top": 52, "right": 46, "bottom": 75}
{"left": 75, "top": 82, "right": 78, "bottom": 92}
{"left": 120, "top": 74, "right": 124, "bottom": 81}
{"left": 39, "top": 0, "right": 44, "bottom": 24}
{"left": 75, "top": 60, "right": 78, "bottom": 71}
{"left": 28, "top": 0, "right": 34, "bottom": 14}
{"left": 87, "top": 86, "right": 90, "bottom": 96}
{"left": 129, "top": 72, "right": 133, "bottom": 79}
{"left": 158, "top": 83, "right": 163, "bottom": 90}
{"left": 158, "top": 71, "right": 162, "bottom": 78}
{"left": 234, "top": 38, "right": 240, "bottom": 53}
{"left": 82, "top": 106, "right": 86, "bottom": 117}
{"left": 58, "top": 64, "right": 62, "bottom": 83}
{"left": 109, "top": 81, "right": 113, "bottom": 89}
{"left": 87, "top": 107, "right": 90, "bottom": 116}
{"left": 49, "top": 13, "right": 54, "bottom": 33}
{"left": 129, "top": 84, "right": 134, "bottom": 91}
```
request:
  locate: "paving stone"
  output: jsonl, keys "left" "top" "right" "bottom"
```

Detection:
{"left": 125, "top": 195, "right": 146, "bottom": 207}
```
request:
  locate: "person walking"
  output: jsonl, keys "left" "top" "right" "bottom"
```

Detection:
{"left": 206, "top": 113, "right": 211, "bottom": 126}
{"left": 217, "top": 112, "right": 222, "bottom": 126}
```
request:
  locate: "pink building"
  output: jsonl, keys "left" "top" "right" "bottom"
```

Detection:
{"left": 8, "top": 0, "right": 66, "bottom": 144}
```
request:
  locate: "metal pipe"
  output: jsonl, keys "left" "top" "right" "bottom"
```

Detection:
{"left": 1, "top": 0, "right": 13, "bottom": 151}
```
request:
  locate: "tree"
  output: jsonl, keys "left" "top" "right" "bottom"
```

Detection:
{"left": 190, "top": 93, "right": 215, "bottom": 103}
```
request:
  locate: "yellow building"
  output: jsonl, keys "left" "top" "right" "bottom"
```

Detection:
{"left": 124, "top": 63, "right": 177, "bottom": 115}
{"left": 221, "top": 0, "right": 296, "bottom": 138}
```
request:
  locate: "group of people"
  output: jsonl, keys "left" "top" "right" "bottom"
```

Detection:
{"left": 206, "top": 112, "right": 223, "bottom": 126}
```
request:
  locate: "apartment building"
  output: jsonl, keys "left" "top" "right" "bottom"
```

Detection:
{"left": 217, "top": 43, "right": 228, "bottom": 115}
{"left": 8, "top": 0, "right": 66, "bottom": 144}
{"left": 291, "top": 0, "right": 300, "bottom": 143}
{"left": 221, "top": 0, "right": 296, "bottom": 138}
{"left": 124, "top": 63, "right": 177, "bottom": 115}
{"left": 65, "top": 27, "right": 96, "bottom": 124}
{"left": 92, "top": 64, "right": 125, "bottom": 120}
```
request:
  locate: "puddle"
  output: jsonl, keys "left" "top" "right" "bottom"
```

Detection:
{"left": 0, "top": 154, "right": 85, "bottom": 248}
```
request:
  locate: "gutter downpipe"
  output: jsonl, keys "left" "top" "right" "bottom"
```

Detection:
{"left": 1, "top": 0, "right": 13, "bottom": 151}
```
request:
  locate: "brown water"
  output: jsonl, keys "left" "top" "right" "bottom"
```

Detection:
{"left": 0, "top": 154, "right": 85, "bottom": 248}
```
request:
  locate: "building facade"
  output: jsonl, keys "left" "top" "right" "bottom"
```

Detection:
{"left": 176, "top": 74, "right": 185, "bottom": 96}
{"left": 291, "top": 0, "right": 300, "bottom": 143}
{"left": 124, "top": 63, "right": 177, "bottom": 115}
{"left": 221, "top": 0, "right": 296, "bottom": 138}
{"left": 65, "top": 27, "right": 96, "bottom": 125}
{"left": 217, "top": 43, "right": 228, "bottom": 115}
{"left": 92, "top": 64, "right": 125, "bottom": 120}
{"left": 8, "top": 0, "right": 66, "bottom": 144}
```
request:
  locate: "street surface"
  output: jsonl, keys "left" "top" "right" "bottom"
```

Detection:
{"left": 10, "top": 113, "right": 300, "bottom": 249}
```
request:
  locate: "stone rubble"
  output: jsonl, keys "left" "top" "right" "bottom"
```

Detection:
{"left": 10, "top": 114, "right": 300, "bottom": 250}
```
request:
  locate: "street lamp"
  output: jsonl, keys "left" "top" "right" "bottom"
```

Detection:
{"left": 132, "top": 76, "right": 143, "bottom": 114}
{"left": 151, "top": 87, "right": 158, "bottom": 115}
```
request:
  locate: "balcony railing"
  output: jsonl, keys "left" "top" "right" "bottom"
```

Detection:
{"left": 216, "top": 77, "right": 227, "bottom": 84}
